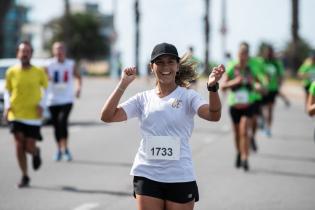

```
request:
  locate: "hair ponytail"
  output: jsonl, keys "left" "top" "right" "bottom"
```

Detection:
{"left": 175, "top": 53, "right": 199, "bottom": 88}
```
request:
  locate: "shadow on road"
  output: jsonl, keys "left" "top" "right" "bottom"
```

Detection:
{"left": 70, "top": 160, "right": 132, "bottom": 168}
{"left": 42, "top": 120, "right": 106, "bottom": 127}
{"left": 30, "top": 185, "right": 131, "bottom": 197}
{"left": 251, "top": 168, "right": 315, "bottom": 180}
{"left": 270, "top": 133, "right": 311, "bottom": 141}
{"left": 256, "top": 152, "right": 315, "bottom": 163}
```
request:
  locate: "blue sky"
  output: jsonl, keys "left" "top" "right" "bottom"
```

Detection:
{"left": 21, "top": 0, "right": 315, "bottom": 73}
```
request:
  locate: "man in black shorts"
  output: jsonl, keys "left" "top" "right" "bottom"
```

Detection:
{"left": 4, "top": 41, "right": 48, "bottom": 188}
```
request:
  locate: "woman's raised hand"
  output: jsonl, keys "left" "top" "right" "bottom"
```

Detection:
{"left": 121, "top": 67, "right": 137, "bottom": 85}
{"left": 208, "top": 64, "right": 225, "bottom": 86}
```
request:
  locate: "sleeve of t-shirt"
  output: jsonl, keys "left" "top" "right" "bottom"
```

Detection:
{"left": 119, "top": 93, "right": 142, "bottom": 119}
{"left": 188, "top": 89, "right": 207, "bottom": 114}
{"left": 276, "top": 60, "right": 285, "bottom": 76}
{"left": 5, "top": 67, "right": 12, "bottom": 92}
{"left": 226, "top": 61, "right": 236, "bottom": 79}
{"left": 298, "top": 63, "right": 308, "bottom": 74}
{"left": 309, "top": 82, "right": 315, "bottom": 96}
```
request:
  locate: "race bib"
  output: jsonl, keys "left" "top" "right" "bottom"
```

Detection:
{"left": 234, "top": 89, "right": 249, "bottom": 104}
{"left": 145, "top": 136, "right": 180, "bottom": 160}
{"left": 266, "top": 64, "right": 276, "bottom": 76}
{"left": 53, "top": 83, "right": 67, "bottom": 91}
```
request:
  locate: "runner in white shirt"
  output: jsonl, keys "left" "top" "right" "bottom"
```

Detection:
{"left": 46, "top": 42, "right": 82, "bottom": 161}
{"left": 101, "top": 43, "right": 225, "bottom": 210}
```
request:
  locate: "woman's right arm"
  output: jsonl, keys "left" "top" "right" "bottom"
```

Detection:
{"left": 100, "top": 67, "right": 136, "bottom": 123}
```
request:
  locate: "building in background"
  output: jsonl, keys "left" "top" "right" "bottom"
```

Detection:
{"left": 2, "top": 0, "right": 29, "bottom": 58}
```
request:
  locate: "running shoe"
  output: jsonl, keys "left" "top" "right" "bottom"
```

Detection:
{"left": 64, "top": 149, "right": 72, "bottom": 161}
{"left": 53, "top": 150, "right": 62, "bottom": 161}
{"left": 235, "top": 153, "right": 241, "bottom": 168}
{"left": 242, "top": 160, "right": 249, "bottom": 172}
{"left": 265, "top": 128, "right": 272, "bottom": 138}
{"left": 17, "top": 175, "right": 30, "bottom": 188}
{"left": 32, "top": 147, "right": 42, "bottom": 170}
{"left": 258, "top": 117, "right": 265, "bottom": 130}
{"left": 250, "top": 138, "right": 258, "bottom": 152}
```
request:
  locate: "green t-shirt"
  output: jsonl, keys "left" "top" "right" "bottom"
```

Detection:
{"left": 226, "top": 58, "right": 266, "bottom": 104}
{"left": 298, "top": 63, "right": 315, "bottom": 87}
{"left": 262, "top": 59, "right": 284, "bottom": 91}
{"left": 309, "top": 81, "right": 315, "bottom": 96}
{"left": 226, "top": 61, "right": 258, "bottom": 106}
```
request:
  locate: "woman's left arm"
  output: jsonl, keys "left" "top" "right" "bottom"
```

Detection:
{"left": 198, "top": 64, "right": 225, "bottom": 121}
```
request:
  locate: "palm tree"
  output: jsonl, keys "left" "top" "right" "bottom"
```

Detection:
{"left": 204, "top": 0, "right": 210, "bottom": 74}
{"left": 134, "top": 0, "right": 140, "bottom": 72}
{"left": 63, "top": 0, "right": 71, "bottom": 48}
{"left": 291, "top": 0, "right": 299, "bottom": 70}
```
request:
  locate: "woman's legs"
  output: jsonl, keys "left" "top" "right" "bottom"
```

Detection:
{"left": 135, "top": 195, "right": 195, "bottom": 210}
{"left": 165, "top": 200, "right": 195, "bottom": 210}
{"left": 49, "top": 104, "right": 72, "bottom": 161}
{"left": 136, "top": 195, "right": 165, "bottom": 210}
{"left": 232, "top": 123, "right": 241, "bottom": 168}
{"left": 239, "top": 116, "right": 251, "bottom": 171}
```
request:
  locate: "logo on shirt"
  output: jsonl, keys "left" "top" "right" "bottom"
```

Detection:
{"left": 171, "top": 99, "right": 182, "bottom": 108}
{"left": 187, "top": 194, "right": 193, "bottom": 199}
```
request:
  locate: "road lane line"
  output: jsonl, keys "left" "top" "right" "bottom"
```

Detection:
{"left": 73, "top": 203, "right": 100, "bottom": 210}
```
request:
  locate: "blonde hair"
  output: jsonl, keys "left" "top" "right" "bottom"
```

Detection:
{"left": 176, "top": 53, "right": 199, "bottom": 88}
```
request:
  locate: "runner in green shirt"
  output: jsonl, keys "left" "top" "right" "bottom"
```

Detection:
{"left": 221, "top": 42, "right": 264, "bottom": 171}
{"left": 260, "top": 45, "right": 287, "bottom": 137}
{"left": 298, "top": 50, "right": 315, "bottom": 109}
{"left": 307, "top": 81, "right": 315, "bottom": 116}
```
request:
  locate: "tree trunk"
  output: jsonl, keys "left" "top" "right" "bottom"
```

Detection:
{"left": 134, "top": 0, "right": 140, "bottom": 73}
{"left": 63, "top": 0, "right": 71, "bottom": 49}
{"left": 204, "top": 0, "right": 210, "bottom": 75}
{"left": 291, "top": 0, "right": 299, "bottom": 70}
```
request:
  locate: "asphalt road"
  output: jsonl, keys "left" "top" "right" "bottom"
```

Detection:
{"left": 0, "top": 77, "right": 314, "bottom": 210}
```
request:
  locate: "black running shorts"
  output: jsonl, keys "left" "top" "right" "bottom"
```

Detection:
{"left": 133, "top": 176, "right": 199, "bottom": 203}
{"left": 229, "top": 106, "right": 253, "bottom": 124}
{"left": 9, "top": 121, "right": 43, "bottom": 141}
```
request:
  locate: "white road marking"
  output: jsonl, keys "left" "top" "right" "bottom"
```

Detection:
{"left": 73, "top": 203, "right": 100, "bottom": 210}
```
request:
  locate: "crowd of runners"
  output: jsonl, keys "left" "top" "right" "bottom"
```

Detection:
{"left": 3, "top": 40, "right": 314, "bottom": 210}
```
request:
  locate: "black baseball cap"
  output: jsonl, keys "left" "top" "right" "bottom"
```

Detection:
{"left": 150, "top": 43, "right": 180, "bottom": 63}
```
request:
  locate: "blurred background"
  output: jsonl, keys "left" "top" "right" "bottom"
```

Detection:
{"left": 1, "top": 2, "right": 315, "bottom": 210}
{"left": 0, "top": 0, "right": 314, "bottom": 77}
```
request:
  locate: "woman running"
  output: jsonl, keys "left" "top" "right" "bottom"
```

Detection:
{"left": 100, "top": 43, "right": 225, "bottom": 210}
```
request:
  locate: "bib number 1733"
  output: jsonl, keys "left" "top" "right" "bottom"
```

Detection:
{"left": 145, "top": 136, "right": 180, "bottom": 160}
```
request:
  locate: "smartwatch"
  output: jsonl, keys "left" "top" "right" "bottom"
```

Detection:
{"left": 207, "top": 82, "right": 219, "bottom": 92}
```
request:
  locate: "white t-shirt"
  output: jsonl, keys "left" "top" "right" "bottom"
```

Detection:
{"left": 46, "top": 58, "right": 75, "bottom": 106}
{"left": 120, "top": 86, "right": 207, "bottom": 183}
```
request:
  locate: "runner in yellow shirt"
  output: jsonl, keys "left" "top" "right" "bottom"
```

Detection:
{"left": 4, "top": 41, "right": 48, "bottom": 188}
